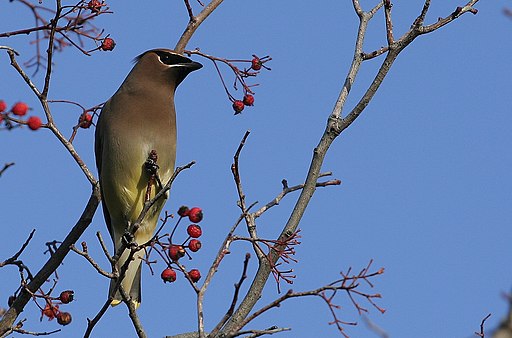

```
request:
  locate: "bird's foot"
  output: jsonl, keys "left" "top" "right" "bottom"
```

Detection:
{"left": 121, "top": 231, "right": 135, "bottom": 247}
{"left": 144, "top": 150, "right": 163, "bottom": 201}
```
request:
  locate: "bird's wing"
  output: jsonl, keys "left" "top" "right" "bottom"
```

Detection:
{"left": 95, "top": 100, "right": 115, "bottom": 240}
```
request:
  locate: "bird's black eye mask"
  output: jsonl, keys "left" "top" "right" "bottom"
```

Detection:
{"left": 156, "top": 51, "right": 191, "bottom": 65}
{"left": 134, "top": 50, "right": 195, "bottom": 67}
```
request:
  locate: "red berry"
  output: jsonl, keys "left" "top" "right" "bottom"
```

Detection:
{"left": 87, "top": 0, "right": 102, "bottom": 12}
{"left": 42, "top": 304, "right": 59, "bottom": 320}
{"left": 251, "top": 57, "right": 262, "bottom": 71}
{"left": 161, "top": 268, "right": 177, "bottom": 283}
{"left": 0, "top": 100, "right": 6, "bottom": 112}
{"left": 101, "top": 37, "right": 116, "bottom": 51}
{"left": 188, "top": 239, "right": 202, "bottom": 252}
{"left": 188, "top": 207, "right": 203, "bottom": 223}
{"left": 188, "top": 269, "right": 201, "bottom": 283}
{"left": 27, "top": 116, "right": 42, "bottom": 130}
{"left": 79, "top": 112, "right": 93, "bottom": 129}
{"left": 56, "top": 311, "right": 72, "bottom": 326}
{"left": 168, "top": 245, "right": 185, "bottom": 261}
{"left": 177, "top": 206, "right": 190, "bottom": 217}
{"left": 243, "top": 94, "right": 254, "bottom": 106}
{"left": 232, "top": 100, "right": 244, "bottom": 114}
{"left": 11, "top": 102, "right": 29, "bottom": 116}
{"left": 187, "top": 224, "right": 202, "bottom": 238}
{"left": 58, "top": 290, "right": 74, "bottom": 304}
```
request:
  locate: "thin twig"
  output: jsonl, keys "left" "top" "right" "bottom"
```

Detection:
{"left": 84, "top": 299, "right": 112, "bottom": 338}
{"left": 183, "top": 0, "right": 195, "bottom": 21}
{"left": 208, "top": 254, "right": 251, "bottom": 337}
{"left": 474, "top": 313, "right": 491, "bottom": 338}
{"left": 383, "top": 0, "right": 394, "bottom": 44}
{"left": 0, "top": 230, "right": 35, "bottom": 269}
{"left": 70, "top": 242, "right": 113, "bottom": 278}
{"left": 0, "top": 162, "right": 15, "bottom": 177}
{"left": 253, "top": 175, "right": 341, "bottom": 218}
{"left": 231, "top": 326, "right": 291, "bottom": 338}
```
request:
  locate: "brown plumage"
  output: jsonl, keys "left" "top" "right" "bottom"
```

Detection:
{"left": 95, "top": 49, "right": 202, "bottom": 307}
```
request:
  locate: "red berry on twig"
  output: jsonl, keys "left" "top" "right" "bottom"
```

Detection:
{"left": 243, "top": 94, "right": 254, "bottom": 106}
{"left": 12, "top": 102, "right": 29, "bottom": 116}
{"left": 188, "top": 269, "right": 201, "bottom": 282}
{"left": 59, "top": 290, "right": 74, "bottom": 304}
{"left": 188, "top": 239, "right": 202, "bottom": 252}
{"left": 79, "top": 112, "right": 93, "bottom": 129}
{"left": 101, "top": 37, "right": 116, "bottom": 51}
{"left": 251, "top": 57, "right": 262, "bottom": 71}
{"left": 169, "top": 245, "right": 185, "bottom": 261}
{"left": 178, "top": 206, "right": 190, "bottom": 217}
{"left": 27, "top": 116, "right": 42, "bottom": 130}
{"left": 56, "top": 312, "right": 72, "bottom": 326}
{"left": 0, "top": 100, "right": 6, "bottom": 113}
{"left": 161, "top": 268, "right": 177, "bottom": 283}
{"left": 232, "top": 100, "right": 244, "bottom": 114}
{"left": 187, "top": 224, "right": 202, "bottom": 238}
{"left": 188, "top": 207, "right": 203, "bottom": 223}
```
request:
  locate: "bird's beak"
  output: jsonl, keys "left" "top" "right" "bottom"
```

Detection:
{"left": 182, "top": 61, "right": 203, "bottom": 72}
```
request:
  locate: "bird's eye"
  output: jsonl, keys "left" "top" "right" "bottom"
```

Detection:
{"left": 159, "top": 54, "right": 172, "bottom": 65}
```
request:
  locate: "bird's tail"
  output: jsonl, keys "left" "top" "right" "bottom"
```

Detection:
{"left": 109, "top": 249, "right": 142, "bottom": 308}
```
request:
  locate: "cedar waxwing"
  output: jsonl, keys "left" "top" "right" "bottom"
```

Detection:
{"left": 95, "top": 49, "right": 202, "bottom": 308}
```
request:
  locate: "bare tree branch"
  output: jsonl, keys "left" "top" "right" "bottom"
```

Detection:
{"left": 214, "top": 1, "right": 481, "bottom": 336}
{"left": 174, "top": 0, "right": 225, "bottom": 53}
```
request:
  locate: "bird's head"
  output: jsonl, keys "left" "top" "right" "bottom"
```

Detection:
{"left": 131, "top": 49, "right": 203, "bottom": 90}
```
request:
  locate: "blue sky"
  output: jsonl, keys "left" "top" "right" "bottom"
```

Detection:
{"left": 1, "top": 1, "right": 512, "bottom": 337}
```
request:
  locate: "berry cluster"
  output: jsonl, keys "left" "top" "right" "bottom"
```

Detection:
{"left": 36, "top": 290, "right": 74, "bottom": 326}
{"left": 86, "top": 0, "right": 116, "bottom": 53}
{"left": 231, "top": 55, "right": 271, "bottom": 115}
{"left": 160, "top": 206, "right": 204, "bottom": 284}
{"left": 0, "top": 100, "right": 41, "bottom": 131}
{"left": 0, "top": 99, "right": 96, "bottom": 132}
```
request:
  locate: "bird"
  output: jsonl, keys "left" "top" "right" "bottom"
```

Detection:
{"left": 95, "top": 48, "right": 202, "bottom": 308}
